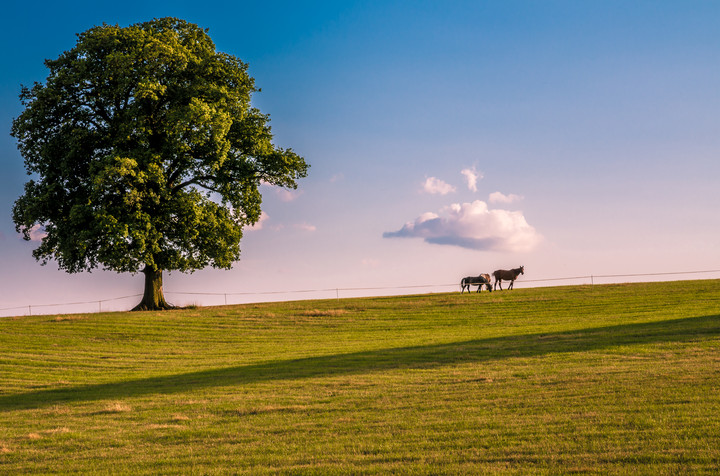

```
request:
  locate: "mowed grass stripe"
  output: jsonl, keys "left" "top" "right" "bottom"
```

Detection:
{"left": 0, "top": 280, "right": 719, "bottom": 474}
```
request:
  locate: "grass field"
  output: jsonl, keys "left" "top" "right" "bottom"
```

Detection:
{"left": 1, "top": 280, "right": 719, "bottom": 474}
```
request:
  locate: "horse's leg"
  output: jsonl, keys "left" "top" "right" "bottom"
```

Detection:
{"left": 508, "top": 280, "right": 514, "bottom": 290}
{"left": 496, "top": 279, "right": 502, "bottom": 291}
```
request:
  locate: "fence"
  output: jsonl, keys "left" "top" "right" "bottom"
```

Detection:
{"left": 2, "top": 269, "right": 719, "bottom": 318}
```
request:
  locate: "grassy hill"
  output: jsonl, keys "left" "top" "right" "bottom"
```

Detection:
{"left": 1, "top": 280, "right": 719, "bottom": 474}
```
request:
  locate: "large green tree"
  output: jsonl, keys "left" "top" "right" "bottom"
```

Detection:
{"left": 11, "top": 18, "right": 308, "bottom": 310}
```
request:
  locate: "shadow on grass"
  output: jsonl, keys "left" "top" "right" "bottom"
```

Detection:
{"left": 2, "top": 314, "right": 718, "bottom": 411}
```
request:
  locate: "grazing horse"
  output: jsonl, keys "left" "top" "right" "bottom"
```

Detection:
{"left": 493, "top": 266, "right": 524, "bottom": 291}
{"left": 460, "top": 273, "right": 493, "bottom": 293}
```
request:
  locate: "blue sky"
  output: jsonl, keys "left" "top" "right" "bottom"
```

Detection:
{"left": 1, "top": 1, "right": 719, "bottom": 315}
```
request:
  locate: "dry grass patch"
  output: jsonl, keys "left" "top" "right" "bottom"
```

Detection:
{"left": 102, "top": 401, "right": 132, "bottom": 414}
{"left": 226, "top": 404, "right": 309, "bottom": 417}
{"left": 53, "top": 315, "right": 88, "bottom": 322}
{"left": 146, "top": 423, "right": 185, "bottom": 430}
{"left": 300, "top": 309, "right": 348, "bottom": 317}
{"left": 25, "top": 428, "right": 69, "bottom": 440}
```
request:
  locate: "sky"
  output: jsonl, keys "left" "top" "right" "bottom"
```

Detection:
{"left": 1, "top": 0, "right": 719, "bottom": 315}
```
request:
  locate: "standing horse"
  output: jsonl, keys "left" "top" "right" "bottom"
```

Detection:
{"left": 460, "top": 273, "right": 493, "bottom": 293}
{"left": 493, "top": 266, "right": 524, "bottom": 290}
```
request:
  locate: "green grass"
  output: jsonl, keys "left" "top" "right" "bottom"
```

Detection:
{"left": 1, "top": 280, "right": 719, "bottom": 474}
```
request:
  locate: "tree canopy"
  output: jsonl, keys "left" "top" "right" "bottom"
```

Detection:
{"left": 11, "top": 18, "right": 308, "bottom": 310}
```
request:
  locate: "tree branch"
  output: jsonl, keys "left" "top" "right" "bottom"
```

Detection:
{"left": 172, "top": 175, "right": 219, "bottom": 193}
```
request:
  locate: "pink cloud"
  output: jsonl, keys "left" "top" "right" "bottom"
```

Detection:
{"left": 489, "top": 192, "right": 524, "bottom": 204}
{"left": 294, "top": 223, "right": 317, "bottom": 232}
{"left": 19, "top": 224, "right": 48, "bottom": 242}
{"left": 422, "top": 177, "right": 456, "bottom": 195}
{"left": 461, "top": 167, "right": 483, "bottom": 192}
{"left": 384, "top": 200, "right": 540, "bottom": 252}
{"left": 246, "top": 212, "right": 270, "bottom": 231}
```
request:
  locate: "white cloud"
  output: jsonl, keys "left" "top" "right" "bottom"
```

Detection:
{"left": 422, "top": 177, "right": 456, "bottom": 195}
{"left": 461, "top": 167, "right": 483, "bottom": 192}
{"left": 383, "top": 200, "right": 541, "bottom": 252}
{"left": 489, "top": 191, "right": 524, "bottom": 204}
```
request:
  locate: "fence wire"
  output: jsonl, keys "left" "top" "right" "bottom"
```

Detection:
{"left": 2, "top": 269, "right": 719, "bottom": 317}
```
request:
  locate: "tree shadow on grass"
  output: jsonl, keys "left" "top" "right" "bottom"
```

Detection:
{"left": 1, "top": 314, "right": 718, "bottom": 411}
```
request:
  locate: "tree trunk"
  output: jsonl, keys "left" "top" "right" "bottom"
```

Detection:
{"left": 132, "top": 266, "right": 174, "bottom": 311}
